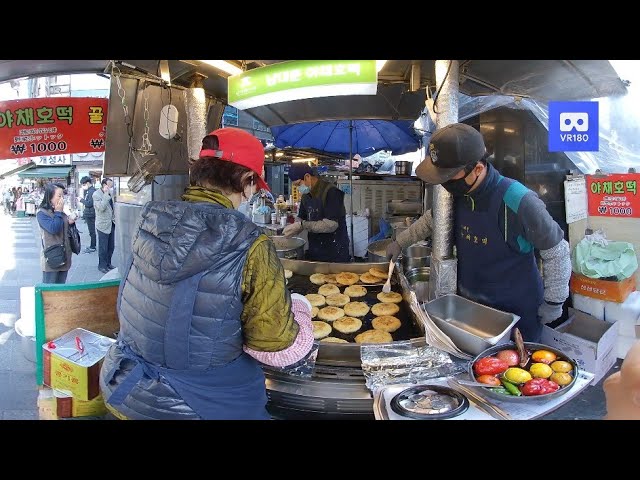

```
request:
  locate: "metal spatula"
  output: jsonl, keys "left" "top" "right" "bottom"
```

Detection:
{"left": 382, "top": 260, "right": 395, "bottom": 293}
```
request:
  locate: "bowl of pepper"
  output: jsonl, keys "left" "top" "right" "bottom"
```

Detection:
{"left": 467, "top": 341, "right": 579, "bottom": 402}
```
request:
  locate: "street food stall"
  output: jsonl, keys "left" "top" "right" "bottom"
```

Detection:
{"left": 2, "top": 59, "right": 635, "bottom": 421}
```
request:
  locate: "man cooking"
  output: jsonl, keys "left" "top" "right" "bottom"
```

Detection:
{"left": 385, "top": 123, "right": 572, "bottom": 342}
{"left": 283, "top": 164, "right": 350, "bottom": 262}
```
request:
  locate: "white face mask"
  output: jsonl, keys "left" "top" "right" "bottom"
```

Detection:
{"left": 237, "top": 178, "right": 254, "bottom": 218}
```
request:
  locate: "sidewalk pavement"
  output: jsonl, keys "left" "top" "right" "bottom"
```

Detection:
{"left": 0, "top": 213, "right": 120, "bottom": 420}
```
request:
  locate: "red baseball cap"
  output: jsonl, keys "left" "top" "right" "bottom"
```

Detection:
{"left": 199, "top": 127, "right": 270, "bottom": 192}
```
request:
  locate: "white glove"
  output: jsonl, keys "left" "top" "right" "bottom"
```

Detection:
{"left": 283, "top": 221, "right": 303, "bottom": 237}
{"left": 290, "top": 292, "right": 312, "bottom": 312}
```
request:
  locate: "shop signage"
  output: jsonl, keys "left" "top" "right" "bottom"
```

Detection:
{"left": 587, "top": 173, "right": 639, "bottom": 218}
{"left": 228, "top": 60, "right": 378, "bottom": 110}
{"left": 0, "top": 97, "right": 108, "bottom": 159}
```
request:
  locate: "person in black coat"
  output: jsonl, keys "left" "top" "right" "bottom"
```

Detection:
{"left": 78, "top": 176, "right": 97, "bottom": 253}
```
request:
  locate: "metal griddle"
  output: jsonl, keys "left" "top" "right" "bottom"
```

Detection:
{"left": 280, "top": 258, "right": 426, "bottom": 368}
{"left": 287, "top": 273, "right": 420, "bottom": 344}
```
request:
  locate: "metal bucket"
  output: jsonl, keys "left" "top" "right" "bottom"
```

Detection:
{"left": 401, "top": 245, "right": 431, "bottom": 272}
{"left": 367, "top": 238, "right": 393, "bottom": 262}
{"left": 271, "top": 236, "right": 306, "bottom": 260}
{"left": 405, "top": 267, "right": 430, "bottom": 302}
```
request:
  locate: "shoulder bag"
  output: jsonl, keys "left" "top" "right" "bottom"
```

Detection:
{"left": 68, "top": 222, "right": 81, "bottom": 255}
{"left": 44, "top": 243, "right": 66, "bottom": 268}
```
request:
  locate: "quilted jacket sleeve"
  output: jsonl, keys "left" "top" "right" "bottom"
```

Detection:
{"left": 240, "top": 234, "right": 300, "bottom": 352}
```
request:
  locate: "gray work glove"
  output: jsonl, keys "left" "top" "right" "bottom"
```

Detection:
{"left": 385, "top": 240, "right": 402, "bottom": 262}
{"left": 538, "top": 301, "right": 563, "bottom": 325}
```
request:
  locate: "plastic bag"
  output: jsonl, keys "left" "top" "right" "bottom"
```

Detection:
{"left": 572, "top": 230, "right": 638, "bottom": 280}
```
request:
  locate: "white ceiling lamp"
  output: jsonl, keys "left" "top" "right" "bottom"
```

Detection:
{"left": 200, "top": 60, "right": 243, "bottom": 76}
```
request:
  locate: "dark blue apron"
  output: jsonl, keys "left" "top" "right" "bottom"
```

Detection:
{"left": 302, "top": 184, "right": 350, "bottom": 262}
{"left": 455, "top": 176, "right": 544, "bottom": 342}
{"left": 105, "top": 260, "right": 270, "bottom": 420}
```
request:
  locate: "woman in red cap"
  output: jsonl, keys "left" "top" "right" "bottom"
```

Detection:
{"left": 99, "top": 127, "right": 314, "bottom": 420}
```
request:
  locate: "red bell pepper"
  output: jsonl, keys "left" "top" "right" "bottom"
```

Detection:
{"left": 473, "top": 357, "right": 509, "bottom": 376}
{"left": 521, "top": 378, "right": 560, "bottom": 396}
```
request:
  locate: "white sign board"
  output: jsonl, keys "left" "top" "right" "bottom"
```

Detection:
{"left": 564, "top": 177, "right": 588, "bottom": 224}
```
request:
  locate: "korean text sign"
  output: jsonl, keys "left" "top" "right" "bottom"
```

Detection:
{"left": 587, "top": 173, "right": 639, "bottom": 218}
{"left": 0, "top": 97, "right": 108, "bottom": 159}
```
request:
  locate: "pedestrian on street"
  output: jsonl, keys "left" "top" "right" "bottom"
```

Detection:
{"left": 37, "top": 182, "right": 75, "bottom": 284}
{"left": 93, "top": 178, "right": 115, "bottom": 274}
{"left": 78, "top": 176, "right": 97, "bottom": 253}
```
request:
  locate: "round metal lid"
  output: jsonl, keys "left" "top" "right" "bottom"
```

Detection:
{"left": 390, "top": 385, "right": 469, "bottom": 420}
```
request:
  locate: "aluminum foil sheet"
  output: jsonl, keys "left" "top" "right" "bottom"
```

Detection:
{"left": 360, "top": 340, "right": 463, "bottom": 392}
{"left": 431, "top": 184, "right": 454, "bottom": 260}
{"left": 262, "top": 344, "right": 319, "bottom": 378}
{"left": 184, "top": 87, "right": 208, "bottom": 165}
{"left": 428, "top": 256, "right": 458, "bottom": 301}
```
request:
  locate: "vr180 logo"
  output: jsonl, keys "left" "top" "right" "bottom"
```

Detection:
{"left": 549, "top": 102, "right": 599, "bottom": 152}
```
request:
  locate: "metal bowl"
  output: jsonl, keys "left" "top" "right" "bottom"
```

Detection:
{"left": 270, "top": 236, "right": 306, "bottom": 260}
{"left": 467, "top": 342, "right": 579, "bottom": 402}
{"left": 401, "top": 245, "right": 431, "bottom": 272}
{"left": 367, "top": 238, "right": 393, "bottom": 262}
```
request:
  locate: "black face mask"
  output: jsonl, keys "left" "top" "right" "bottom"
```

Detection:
{"left": 442, "top": 165, "right": 480, "bottom": 197}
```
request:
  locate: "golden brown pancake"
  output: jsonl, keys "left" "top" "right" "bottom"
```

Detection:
{"left": 336, "top": 272, "right": 360, "bottom": 286}
{"left": 333, "top": 316, "right": 363, "bottom": 334}
{"left": 371, "top": 315, "right": 402, "bottom": 333}
{"left": 359, "top": 272, "right": 382, "bottom": 284}
{"left": 305, "top": 294, "right": 326, "bottom": 307}
{"left": 312, "top": 321, "right": 332, "bottom": 340}
{"left": 325, "top": 293, "right": 350, "bottom": 307}
{"left": 309, "top": 273, "right": 327, "bottom": 285}
{"left": 317, "top": 306, "right": 345, "bottom": 322}
{"left": 371, "top": 302, "right": 400, "bottom": 317}
{"left": 311, "top": 306, "right": 319, "bottom": 318}
{"left": 343, "top": 301, "right": 370, "bottom": 317}
{"left": 355, "top": 329, "right": 393, "bottom": 344}
{"left": 344, "top": 285, "right": 367, "bottom": 298}
{"left": 318, "top": 284, "right": 340, "bottom": 296}
{"left": 320, "top": 336, "right": 349, "bottom": 344}
{"left": 376, "top": 291, "right": 403, "bottom": 303}
{"left": 323, "top": 273, "right": 339, "bottom": 284}
{"left": 369, "top": 267, "right": 389, "bottom": 279}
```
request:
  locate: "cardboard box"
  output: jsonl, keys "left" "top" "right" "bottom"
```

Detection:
{"left": 541, "top": 307, "right": 618, "bottom": 385}
{"left": 570, "top": 272, "right": 636, "bottom": 303}
{"left": 42, "top": 328, "right": 115, "bottom": 401}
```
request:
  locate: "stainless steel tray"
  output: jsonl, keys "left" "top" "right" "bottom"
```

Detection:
{"left": 423, "top": 294, "right": 520, "bottom": 356}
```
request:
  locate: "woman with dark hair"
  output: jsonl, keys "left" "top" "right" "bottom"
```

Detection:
{"left": 37, "top": 182, "right": 75, "bottom": 283}
{"left": 100, "top": 127, "right": 314, "bottom": 420}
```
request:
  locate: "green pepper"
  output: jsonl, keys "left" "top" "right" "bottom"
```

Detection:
{"left": 500, "top": 378, "right": 522, "bottom": 396}
{"left": 490, "top": 387, "right": 510, "bottom": 395}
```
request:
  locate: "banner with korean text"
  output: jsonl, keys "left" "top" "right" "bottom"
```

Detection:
{"left": 0, "top": 97, "right": 108, "bottom": 159}
{"left": 587, "top": 173, "right": 639, "bottom": 218}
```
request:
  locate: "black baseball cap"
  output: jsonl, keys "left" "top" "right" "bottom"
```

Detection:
{"left": 415, "top": 123, "right": 487, "bottom": 185}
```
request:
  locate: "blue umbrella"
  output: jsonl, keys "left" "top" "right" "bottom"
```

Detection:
{"left": 271, "top": 119, "right": 421, "bottom": 157}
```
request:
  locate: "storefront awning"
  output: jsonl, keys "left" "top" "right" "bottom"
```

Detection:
{"left": 18, "top": 165, "right": 72, "bottom": 179}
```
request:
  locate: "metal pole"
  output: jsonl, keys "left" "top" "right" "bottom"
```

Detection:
{"left": 349, "top": 120, "right": 355, "bottom": 261}
{"left": 429, "top": 60, "right": 460, "bottom": 300}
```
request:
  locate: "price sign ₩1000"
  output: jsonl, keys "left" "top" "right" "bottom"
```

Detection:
{"left": 0, "top": 97, "right": 108, "bottom": 159}
{"left": 586, "top": 173, "right": 640, "bottom": 218}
